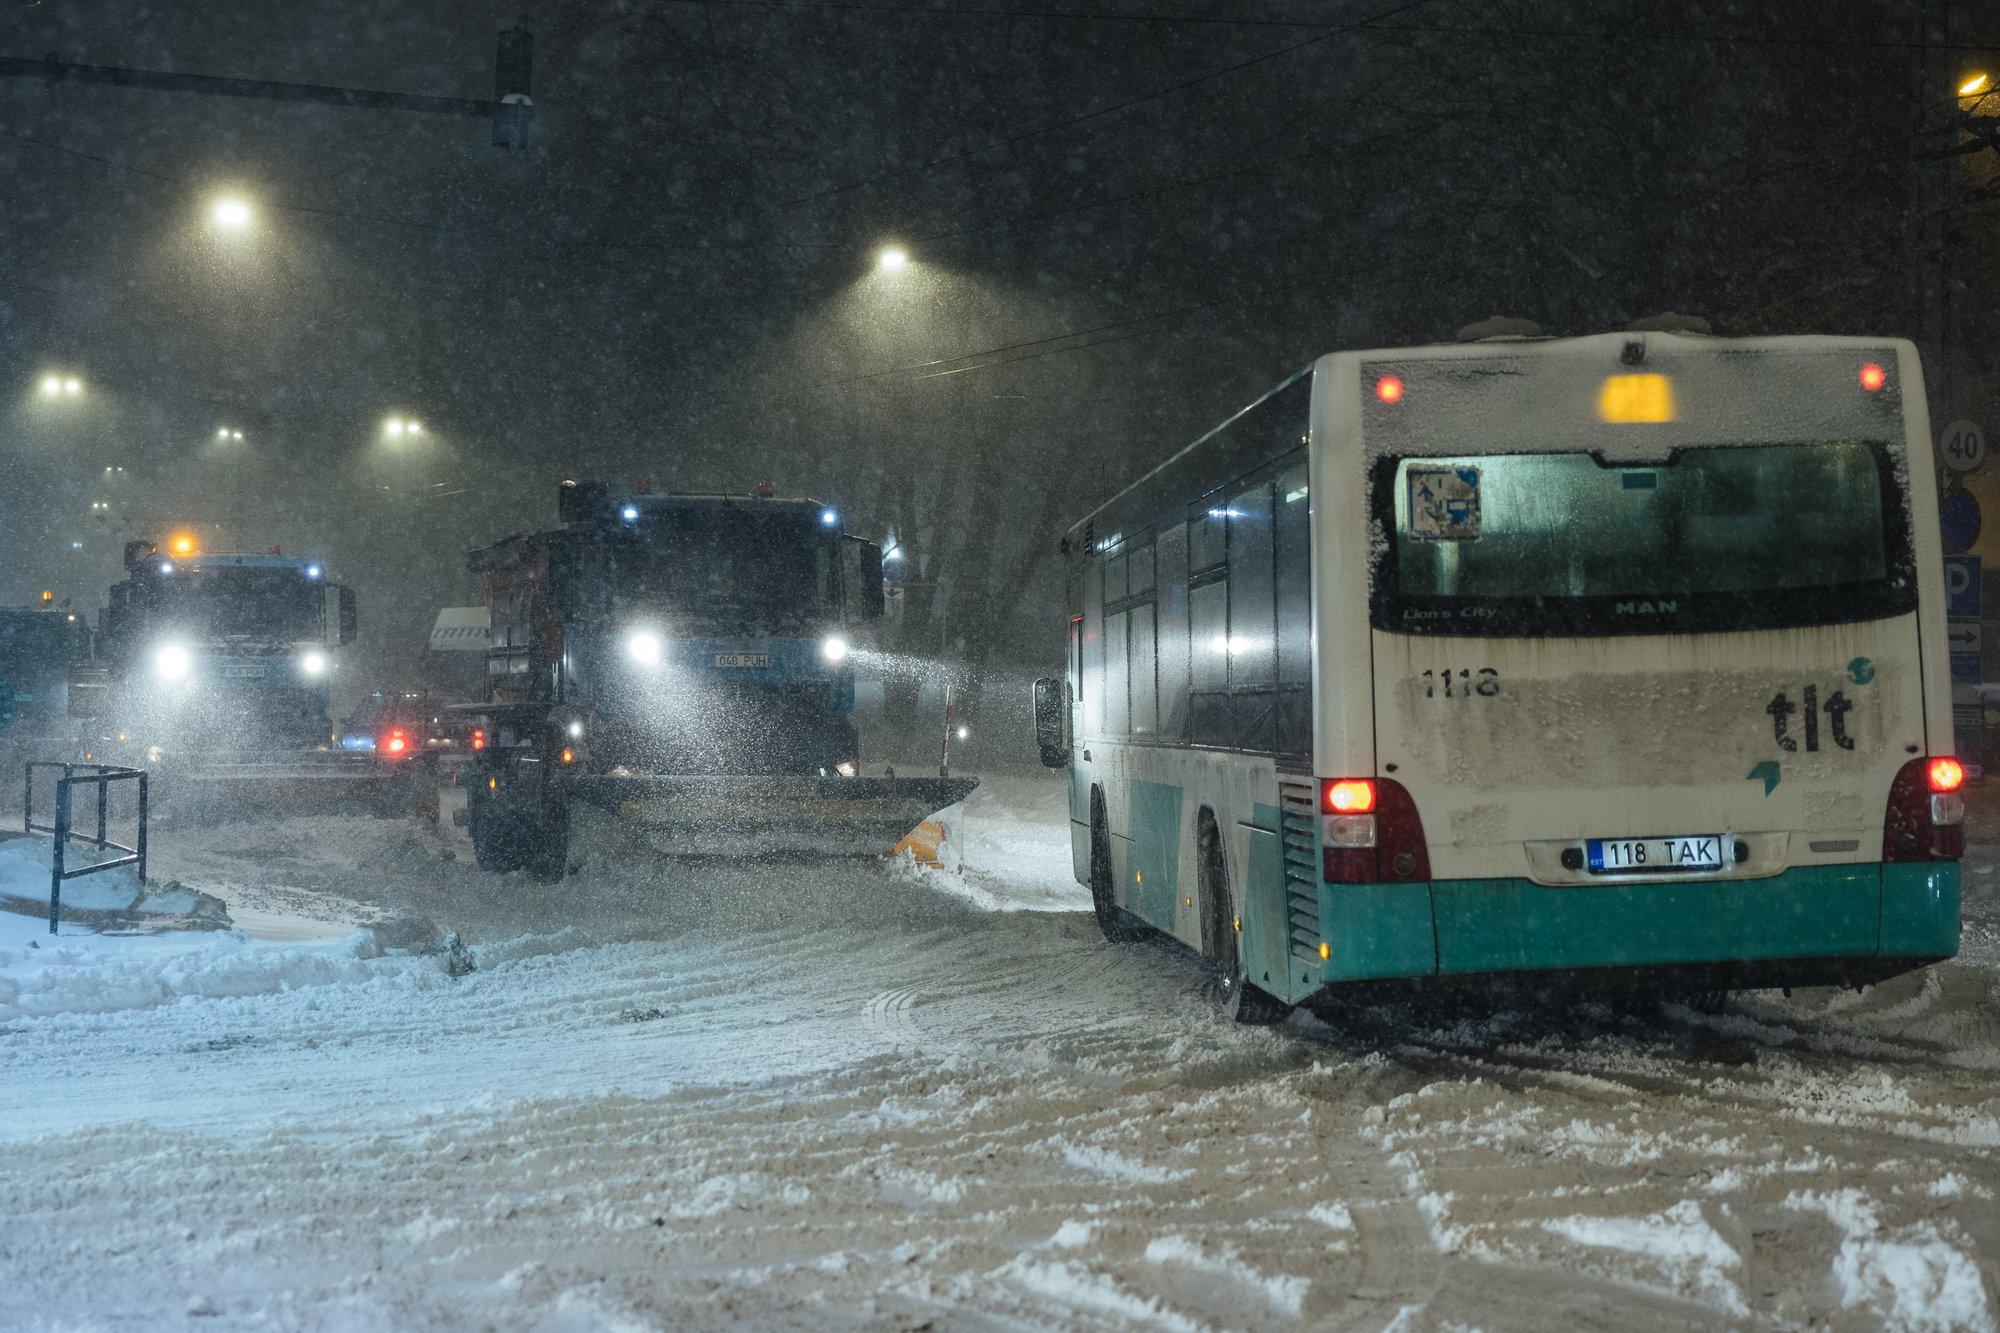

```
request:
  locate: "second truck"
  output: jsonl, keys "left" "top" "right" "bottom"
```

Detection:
{"left": 463, "top": 481, "right": 975, "bottom": 877}
{"left": 74, "top": 537, "right": 431, "bottom": 815}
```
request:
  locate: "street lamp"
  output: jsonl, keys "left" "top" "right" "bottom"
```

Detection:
{"left": 39, "top": 375, "right": 61, "bottom": 397}
{"left": 383, "top": 416, "right": 422, "bottom": 440}
{"left": 211, "top": 197, "right": 254, "bottom": 231}
{"left": 1960, "top": 72, "right": 1991, "bottom": 98}
{"left": 877, "top": 245, "right": 910, "bottom": 271}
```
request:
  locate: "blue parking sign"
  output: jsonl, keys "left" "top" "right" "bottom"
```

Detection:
{"left": 1945, "top": 556, "right": 1981, "bottom": 620}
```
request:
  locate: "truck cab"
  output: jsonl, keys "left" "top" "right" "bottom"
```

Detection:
{"left": 86, "top": 540, "right": 357, "bottom": 750}
{"left": 473, "top": 481, "right": 885, "bottom": 776}
{"left": 465, "top": 480, "right": 900, "bottom": 877}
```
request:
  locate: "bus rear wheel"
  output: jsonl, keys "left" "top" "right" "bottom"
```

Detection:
{"left": 1088, "top": 793, "right": 1143, "bottom": 943}
{"left": 1199, "top": 816, "right": 1291, "bottom": 1027}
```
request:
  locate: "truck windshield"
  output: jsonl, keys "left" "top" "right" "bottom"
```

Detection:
{"left": 613, "top": 509, "right": 835, "bottom": 626}
{"left": 1371, "top": 440, "right": 1915, "bottom": 636}
{"left": 157, "top": 568, "right": 324, "bottom": 640}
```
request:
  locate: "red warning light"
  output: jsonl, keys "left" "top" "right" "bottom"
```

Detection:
{"left": 1375, "top": 375, "right": 1406, "bottom": 405}
{"left": 1858, "top": 363, "right": 1887, "bottom": 392}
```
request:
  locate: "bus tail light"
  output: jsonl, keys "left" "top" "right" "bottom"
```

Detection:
{"left": 1883, "top": 756, "right": 1964, "bottom": 862}
{"left": 1323, "top": 778, "right": 1376, "bottom": 813}
{"left": 1323, "top": 777, "right": 1431, "bottom": 883}
{"left": 382, "top": 727, "right": 410, "bottom": 758}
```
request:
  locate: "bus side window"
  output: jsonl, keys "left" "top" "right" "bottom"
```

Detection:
{"left": 1189, "top": 511, "right": 1226, "bottom": 573}
{"left": 1082, "top": 555, "right": 1104, "bottom": 739}
{"left": 1106, "top": 608, "right": 1130, "bottom": 737}
{"left": 1130, "top": 603, "right": 1157, "bottom": 734}
{"left": 1129, "top": 543, "right": 1155, "bottom": 597}
{"left": 1189, "top": 578, "right": 1228, "bottom": 726}
{"left": 1275, "top": 460, "right": 1312, "bottom": 757}
{"left": 1157, "top": 523, "right": 1191, "bottom": 740}
{"left": 1227, "top": 481, "right": 1276, "bottom": 690}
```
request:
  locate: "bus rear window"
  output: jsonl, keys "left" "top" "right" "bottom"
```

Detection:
{"left": 1372, "top": 441, "right": 1915, "bottom": 636}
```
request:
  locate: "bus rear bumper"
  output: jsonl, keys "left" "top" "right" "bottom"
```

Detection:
{"left": 1312, "top": 861, "right": 1959, "bottom": 995}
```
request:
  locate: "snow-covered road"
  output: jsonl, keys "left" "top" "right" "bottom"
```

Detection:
{"left": 2, "top": 774, "right": 1997, "bottom": 1329}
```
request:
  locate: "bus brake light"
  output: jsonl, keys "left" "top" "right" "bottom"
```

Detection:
{"left": 1858, "top": 362, "right": 1887, "bottom": 392}
{"left": 1323, "top": 777, "right": 1431, "bottom": 884}
{"left": 1374, "top": 375, "right": 1405, "bottom": 405}
{"left": 1884, "top": 756, "right": 1964, "bottom": 862}
{"left": 1323, "top": 779, "right": 1376, "bottom": 813}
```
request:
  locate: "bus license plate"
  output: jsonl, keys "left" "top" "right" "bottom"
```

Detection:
{"left": 714, "top": 652, "right": 769, "bottom": 669}
{"left": 1586, "top": 835, "right": 1725, "bottom": 874}
{"left": 224, "top": 664, "right": 266, "bottom": 679}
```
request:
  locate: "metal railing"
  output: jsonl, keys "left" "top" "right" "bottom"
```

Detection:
{"left": 24, "top": 762, "right": 149, "bottom": 935}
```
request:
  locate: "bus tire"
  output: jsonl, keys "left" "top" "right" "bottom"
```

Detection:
{"left": 1088, "top": 791, "right": 1143, "bottom": 943}
{"left": 1199, "top": 814, "right": 1291, "bottom": 1027}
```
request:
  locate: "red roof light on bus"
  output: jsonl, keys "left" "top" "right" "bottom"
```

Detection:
{"left": 1374, "top": 375, "right": 1405, "bottom": 405}
{"left": 1323, "top": 778, "right": 1377, "bottom": 814}
{"left": 1858, "top": 362, "right": 1887, "bottom": 392}
{"left": 1929, "top": 757, "right": 1965, "bottom": 793}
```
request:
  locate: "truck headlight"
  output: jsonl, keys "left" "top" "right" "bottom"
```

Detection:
{"left": 153, "top": 643, "right": 192, "bottom": 682}
{"left": 299, "top": 650, "right": 328, "bottom": 677}
{"left": 820, "top": 635, "right": 849, "bottom": 664}
{"left": 626, "top": 629, "right": 664, "bottom": 665}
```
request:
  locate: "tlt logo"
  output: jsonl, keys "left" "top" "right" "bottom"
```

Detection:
{"left": 1766, "top": 686, "right": 1854, "bottom": 753}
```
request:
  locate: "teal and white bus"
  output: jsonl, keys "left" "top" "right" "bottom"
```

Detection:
{"left": 1034, "top": 331, "right": 1964, "bottom": 1023}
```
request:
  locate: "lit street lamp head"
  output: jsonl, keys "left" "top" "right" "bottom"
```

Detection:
{"left": 877, "top": 245, "right": 909, "bottom": 271}
{"left": 39, "top": 375, "right": 61, "bottom": 397}
{"left": 62, "top": 377, "right": 81, "bottom": 395}
{"left": 211, "top": 197, "right": 254, "bottom": 231}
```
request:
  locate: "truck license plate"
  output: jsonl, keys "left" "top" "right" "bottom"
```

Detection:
{"left": 713, "top": 652, "right": 769, "bottom": 669}
{"left": 1586, "top": 835, "right": 1726, "bottom": 874}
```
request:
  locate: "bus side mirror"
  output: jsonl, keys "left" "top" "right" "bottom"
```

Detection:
{"left": 1033, "top": 676, "right": 1069, "bottom": 768}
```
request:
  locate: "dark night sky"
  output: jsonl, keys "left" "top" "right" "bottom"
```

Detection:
{"left": 2, "top": 1, "right": 1995, "bottom": 695}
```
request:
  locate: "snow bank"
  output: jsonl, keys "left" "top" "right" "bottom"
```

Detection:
{"left": 0, "top": 923, "right": 460, "bottom": 1022}
{"left": 0, "top": 833, "right": 227, "bottom": 929}
{"left": 896, "top": 770, "right": 1088, "bottom": 913}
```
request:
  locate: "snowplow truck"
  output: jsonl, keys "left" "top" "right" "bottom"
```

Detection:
{"left": 70, "top": 540, "right": 427, "bottom": 816}
{"left": 462, "top": 481, "right": 975, "bottom": 878}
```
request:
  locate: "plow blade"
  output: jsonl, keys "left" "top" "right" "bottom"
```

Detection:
{"left": 157, "top": 750, "right": 430, "bottom": 821}
{"left": 569, "top": 773, "right": 979, "bottom": 859}
{"left": 178, "top": 751, "right": 386, "bottom": 784}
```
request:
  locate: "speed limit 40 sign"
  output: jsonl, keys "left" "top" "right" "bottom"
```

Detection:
{"left": 1940, "top": 418, "right": 1987, "bottom": 475}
